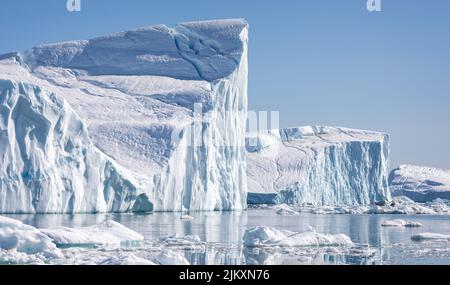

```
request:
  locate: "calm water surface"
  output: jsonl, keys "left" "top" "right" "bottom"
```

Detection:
{"left": 5, "top": 210, "right": 450, "bottom": 265}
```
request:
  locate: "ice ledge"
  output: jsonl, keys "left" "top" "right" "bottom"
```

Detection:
{"left": 22, "top": 19, "right": 248, "bottom": 82}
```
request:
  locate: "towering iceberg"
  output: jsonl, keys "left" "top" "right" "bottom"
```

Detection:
{"left": 0, "top": 19, "right": 248, "bottom": 213}
{"left": 389, "top": 165, "right": 450, "bottom": 202}
{"left": 246, "top": 126, "right": 391, "bottom": 205}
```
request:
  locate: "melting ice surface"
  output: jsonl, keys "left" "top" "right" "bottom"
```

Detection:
{"left": 2, "top": 208, "right": 450, "bottom": 265}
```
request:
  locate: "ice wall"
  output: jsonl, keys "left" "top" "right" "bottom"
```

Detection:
{"left": 246, "top": 126, "right": 391, "bottom": 206}
{"left": 0, "top": 19, "right": 248, "bottom": 213}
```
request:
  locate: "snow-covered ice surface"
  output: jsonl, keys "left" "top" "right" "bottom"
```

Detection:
{"left": 246, "top": 126, "right": 390, "bottom": 206}
{"left": 40, "top": 220, "right": 144, "bottom": 246}
{"left": 0, "top": 216, "right": 62, "bottom": 261}
{"left": 0, "top": 19, "right": 248, "bottom": 213}
{"left": 390, "top": 165, "right": 450, "bottom": 202}
{"left": 1, "top": 210, "right": 450, "bottom": 265}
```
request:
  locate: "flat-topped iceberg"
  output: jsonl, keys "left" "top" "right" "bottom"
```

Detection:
{"left": 246, "top": 126, "right": 391, "bottom": 206}
{"left": 390, "top": 165, "right": 450, "bottom": 202}
{"left": 0, "top": 19, "right": 248, "bottom": 213}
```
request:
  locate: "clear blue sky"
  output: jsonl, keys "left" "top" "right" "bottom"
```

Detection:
{"left": 1, "top": 0, "right": 449, "bottom": 170}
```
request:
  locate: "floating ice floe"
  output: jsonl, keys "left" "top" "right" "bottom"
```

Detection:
{"left": 159, "top": 233, "right": 204, "bottom": 248}
{"left": 274, "top": 204, "right": 299, "bottom": 216}
{"left": 40, "top": 220, "right": 144, "bottom": 247}
{"left": 156, "top": 250, "right": 190, "bottom": 265}
{"left": 179, "top": 215, "right": 194, "bottom": 220}
{"left": 381, "top": 219, "right": 422, "bottom": 227}
{"left": 98, "top": 253, "right": 156, "bottom": 265}
{"left": 0, "top": 216, "right": 62, "bottom": 259}
{"left": 243, "top": 226, "right": 353, "bottom": 247}
{"left": 411, "top": 233, "right": 450, "bottom": 242}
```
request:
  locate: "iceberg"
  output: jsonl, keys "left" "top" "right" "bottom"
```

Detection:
{"left": 0, "top": 19, "right": 248, "bottom": 213}
{"left": 246, "top": 126, "right": 391, "bottom": 206}
{"left": 243, "top": 226, "right": 353, "bottom": 247}
{"left": 389, "top": 165, "right": 450, "bottom": 202}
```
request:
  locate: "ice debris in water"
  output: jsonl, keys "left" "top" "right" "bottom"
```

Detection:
{"left": 159, "top": 233, "right": 204, "bottom": 248}
{"left": 156, "top": 250, "right": 190, "bottom": 265}
{"left": 285, "top": 196, "right": 450, "bottom": 215}
{"left": 243, "top": 226, "right": 353, "bottom": 247}
{"left": 274, "top": 204, "right": 299, "bottom": 215}
{"left": 381, "top": 219, "right": 423, "bottom": 227}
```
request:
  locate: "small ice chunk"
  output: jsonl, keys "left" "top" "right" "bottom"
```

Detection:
{"left": 274, "top": 204, "right": 299, "bottom": 216}
{"left": 156, "top": 250, "right": 190, "bottom": 265}
{"left": 40, "top": 220, "right": 144, "bottom": 246}
{"left": 411, "top": 233, "right": 450, "bottom": 241}
{"left": 160, "top": 233, "right": 203, "bottom": 247}
{"left": 180, "top": 215, "right": 194, "bottom": 220}
{"left": 404, "top": 222, "right": 423, "bottom": 227}
{"left": 243, "top": 226, "right": 353, "bottom": 247}
{"left": 381, "top": 219, "right": 422, "bottom": 227}
{"left": 98, "top": 253, "right": 156, "bottom": 265}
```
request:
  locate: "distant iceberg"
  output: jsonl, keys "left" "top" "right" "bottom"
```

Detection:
{"left": 246, "top": 126, "right": 391, "bottom": 206}
{"left": 389, "top": 165, "right": 450, "bottom": 202}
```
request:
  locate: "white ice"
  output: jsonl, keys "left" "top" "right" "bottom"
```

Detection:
{"left": 411, "top": 233, "right": 450, "bottom": 242}
{"left": 381, "top": 219, "right": 422, "bottom": 227}
{"left": 40, "top": 220, "right": 144, "bottom": 246}
{"left": 246, "top": 126, "right": 390, "bottom": 206}
{"left": 243, "top": 225, "right": 353, "bottom": 247}
{"left": 0, "top": 19, "right": 249, "bottom": 213}
{"left": 0, "top": 216, "right": 62, "bottom": 259}
{"left": 390, "top": 165, "right": 450, "bottom": 202}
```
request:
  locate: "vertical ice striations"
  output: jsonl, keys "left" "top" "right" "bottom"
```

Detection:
{"left": 0, "top": 19, "right": 248, "bottom": 213}
{"left": 246, "top": 126, "right": 391, "bottom": 206}
{"left": 0, "top": 77, "right": 142, "bottom": 213}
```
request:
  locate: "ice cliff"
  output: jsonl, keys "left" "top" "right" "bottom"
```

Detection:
{"left": 0, "top": 19, "right": 248, "bottom": 213}
{"left": 389, "top": 165, "right": 450, "bottom": 202}
{"left": 246, "top": 126, "right": 391, "bottom": 206}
